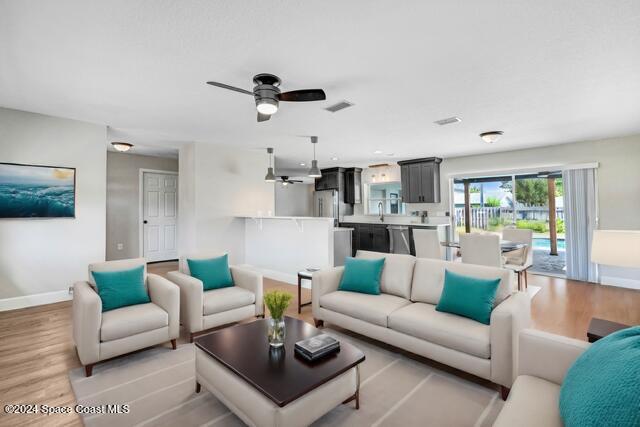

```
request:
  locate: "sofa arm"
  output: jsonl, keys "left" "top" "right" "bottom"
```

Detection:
{"left": 518, "top": 329, "right": 590, "bottom": 385}
{"left": 72, "top": 281, "right": 102, "bottom": 365}
{"left": 148, "top": 274, "right": 180, "bottom": 339}
{"left": 312, "top": 266, "right": 344, "bottom": 318}
{"left": 230, "top": 266, "right": 263, "bottom": 316}
{"left": 166, "top": 271, "right": 204, "bottom": 333}
{"left": 490, "top": 292, "right": 531, "bottom": 387}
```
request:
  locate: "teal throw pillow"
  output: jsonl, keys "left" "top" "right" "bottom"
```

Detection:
{"left": 338, "top": 257, "right": 385, "bottom": 295}
{"left": 435, "top": 269, "right": 500, "bottom": 324}
{"left": 559, "top": 326, "right": 640, "bottom": 427}
{"left": 187, "top": 254, "right": 234, "bottom": 291}
{"left": 91, "top": 265, "right": 150, "bottom": 312}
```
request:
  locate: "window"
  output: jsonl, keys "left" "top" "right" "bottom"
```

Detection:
{"left": 367, "top": 182, "right": 405, "bottom": 215}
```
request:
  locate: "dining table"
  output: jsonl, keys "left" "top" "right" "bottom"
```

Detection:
{"left": 440, "top": 239, "right": 527, "bottom": 253}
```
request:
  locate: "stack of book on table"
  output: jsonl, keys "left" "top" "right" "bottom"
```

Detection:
{"left": 294, "top": 334, "right": 340, "bottom": 361}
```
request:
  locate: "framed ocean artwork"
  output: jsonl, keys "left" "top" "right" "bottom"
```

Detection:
{"left": 0, "top": 162, "right": 76, "bottom": 218}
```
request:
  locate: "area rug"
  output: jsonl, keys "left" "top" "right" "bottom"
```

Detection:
{"left": 69, "top": 329, "right": 504, "bottom": 427}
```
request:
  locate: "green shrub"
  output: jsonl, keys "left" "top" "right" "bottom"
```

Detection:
{"left": 556, "top": 218, "right": 565, "bottom": 233}
{"left": 516, "top": 219, "right": 548, "bottom": 233}
{"left": 484, "top": 196, "right": 501, "bottom": 207}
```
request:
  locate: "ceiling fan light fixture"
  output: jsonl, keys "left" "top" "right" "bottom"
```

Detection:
{"left": 111, "top": 142, "right": 133, "bottom": 152}
{"left": 256, "top": 98, "right": 278, "bottom": 115}
{"left": 479, "top": 131, "right": 504, "bottom": 143}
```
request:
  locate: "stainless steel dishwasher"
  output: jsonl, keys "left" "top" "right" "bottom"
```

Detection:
{"left": 387, "top": 226, "right": 411, "bottom": 254}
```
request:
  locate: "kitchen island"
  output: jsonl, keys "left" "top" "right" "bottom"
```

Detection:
{"left": 238, "top": 216, "right": 352, "bottom": 284}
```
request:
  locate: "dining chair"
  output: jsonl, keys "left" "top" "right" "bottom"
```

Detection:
{"left": 502, "top": 228, "right": 533, "bottom": 290}
{"left": 413, "top": 229, "right": 444, "bottom": 259}
{"left": 459, "top": 233, "right": 502, "bottom": 267}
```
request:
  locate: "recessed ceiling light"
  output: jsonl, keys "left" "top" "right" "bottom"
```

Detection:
{"left": 479, "top": 131, "right": 504, "bottom": 143}
{"left": 373, "top": 150, "right": 383, "bottom": 154}
{"left": 299, "top": 162, "right": 306, "bottom": 166}
{"left": 386, "top": 153, "right": 395, "bottom": 157}
{"left": 331, "top": 157, "right": 339, "bottom": 161}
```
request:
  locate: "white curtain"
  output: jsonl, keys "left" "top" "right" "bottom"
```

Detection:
{"left": 563, "top": 168, "right": 598, "bottom": 282}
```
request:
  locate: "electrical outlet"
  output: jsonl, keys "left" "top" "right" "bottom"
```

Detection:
{"left": 117, "top": 243, "right": 124, "bottom": 250}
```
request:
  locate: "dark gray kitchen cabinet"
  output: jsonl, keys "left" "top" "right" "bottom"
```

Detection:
{"left": 340, "top": 223, "right": 389, "bottom": 255}
{"left": 314, "top": 167, "right": 344, "bottom": 191}
{"left": 343, "top": 168, "right": 362, "bottom": 204}
{"left": 398, "top": 157, "right": 442, "bottom": 203}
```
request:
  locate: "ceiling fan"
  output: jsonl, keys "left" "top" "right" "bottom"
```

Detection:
{"left": 206, "top": 73, "right": 326, "bottom": 122}
{"left": 277, "top": 176, "right": 303, "bottom": 186}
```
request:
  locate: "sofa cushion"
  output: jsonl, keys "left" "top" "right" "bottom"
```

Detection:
{"left": 91, "top": 266, "right": 151, "bottom": 312}
{"left": 388, "top": 302, "right": 491, "bottom": 358}
{"left": 320, "top": 290, "right": 410, "bottom": 327}
{"left": 411, "top": 258, "right": 513, "bottom": 307}
{"left": 356, "top": 250, "right": 416, "bottom": 299}
{"left": 203, "top": 286, "right": 255, "bottom": 316}
{"left": 100, "top": 303, "right": 168, "bottom": 342}
{"left": 188, "top": 254, "right": 234, "bottom": 291}
{"left": 493, "top": 375, "right": 562, "bottom": 427}
{"left": 435, "top": 270, "right": 500, "bottom": 325}
{"left": 338, "top": 257, "right": 384, "bottom": 295}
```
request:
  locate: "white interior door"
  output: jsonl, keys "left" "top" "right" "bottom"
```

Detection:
{"left": 143, "top": 172, "right": 178, "bottom": 262}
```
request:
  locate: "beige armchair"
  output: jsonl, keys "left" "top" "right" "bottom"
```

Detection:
{"left": 72, "top": 258, "right": 180, "bottom": 377}
{"left": 166, "top": 254, "right": 264, "bottom": 342}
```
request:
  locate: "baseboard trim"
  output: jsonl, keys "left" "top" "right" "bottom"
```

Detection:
{"left": 600, "top": 275, "right": 640, "bottom": 290}
{"left": 0, "top": 290, "right": 72, "bottom": 312}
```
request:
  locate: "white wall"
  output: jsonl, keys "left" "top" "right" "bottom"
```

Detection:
{"left": 274, "top": 183, "right": 313, "bottom": 217}
{"left": 0, "top": 108, "right": 106, "bottom": 307}
{"left": 106, "top": 151, "right": 178, "bottom": 260}
{"left": 179, "top": 142, "right": 274, "bottom": 265}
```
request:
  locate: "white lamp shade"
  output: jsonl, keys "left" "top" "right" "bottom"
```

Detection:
{"left": 591, "top": 230, "right": 640, "bottom": 268}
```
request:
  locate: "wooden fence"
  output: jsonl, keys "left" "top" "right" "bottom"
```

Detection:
{"left": 454, "top": 207, "right": 564, "bottom": 230}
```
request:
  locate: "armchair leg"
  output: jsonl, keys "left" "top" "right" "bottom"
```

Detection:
{"left": 171, "top": 339, "right": 177, "bottom": 350}
{"left": 524, "top": 269, "right": 528, "bottom": 290}
{"left": 314, "top": 318, "right": 324, "bottom": 328}
{"left": 196, "top": 382, "right": 201, "bottom": 393}
{"left": 517, "top": 272, "right": 522, "bottom": 291}
{"left": 500, "top": 386, "right": 510, "bottom": 400}
{"left": 189, "top": 333, "right": 194, "bottom": 343}
{"left": 84, "top": 364, "right": 94, "bottom": 377}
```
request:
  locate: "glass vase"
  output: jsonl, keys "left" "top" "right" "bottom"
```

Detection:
{"left": 267, "top": 317, "right": 286, "bottom": 347}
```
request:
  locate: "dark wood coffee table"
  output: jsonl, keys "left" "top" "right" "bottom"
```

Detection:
{"left": 194, "top": 316, "right": 365, "bottom": 425}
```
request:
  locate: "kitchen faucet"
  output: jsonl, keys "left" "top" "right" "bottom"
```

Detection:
{"left": 378, "top": 201, "right": 384, "bottom": 222}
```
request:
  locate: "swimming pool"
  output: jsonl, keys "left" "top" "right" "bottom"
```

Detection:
{"left": 533, "top": 237, "right": 566, "bottom": 251}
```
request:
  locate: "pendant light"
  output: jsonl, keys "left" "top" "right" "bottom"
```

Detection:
{"left": 264, "top": 147, "right": 276, "bottom": 182}
{"left": 308, "top": 136, "right": 322, "bottom": 178}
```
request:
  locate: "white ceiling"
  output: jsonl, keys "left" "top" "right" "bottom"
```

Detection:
{"left": 1, "top": 1, "right": 639, "bottom": 170}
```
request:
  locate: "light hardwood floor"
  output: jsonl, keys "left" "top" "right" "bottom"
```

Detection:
{"left": 1, "top": 262, "right": 638, "bottom": 426}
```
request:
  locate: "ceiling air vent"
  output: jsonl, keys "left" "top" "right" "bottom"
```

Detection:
{"left": 325, "top": 101, "right": 354, "bottom": 113}
{"left": 434, "top": 116, "right": 462, "bottom": 126}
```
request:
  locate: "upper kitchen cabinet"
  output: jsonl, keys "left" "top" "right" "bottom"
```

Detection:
{"left": 343, "top": 167, "right": 362, "bottom": 204}
{"left": 315, "top": 167, "right": 344, "bottom": 191}
{"left": 398, "top": 157, "right": 442, "bottom": 203}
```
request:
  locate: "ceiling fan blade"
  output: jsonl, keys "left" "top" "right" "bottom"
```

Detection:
{"left": 206, "top": 81, "right": 254, "bottom": 96}
{"left": 278, "top": 89, "right": 326, "bottom": 102}
{"left": 257, "top": 112, "right": 271, "bottom": 122}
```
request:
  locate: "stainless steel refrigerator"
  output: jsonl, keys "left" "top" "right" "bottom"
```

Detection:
{"left": 313, "top": 190, "right": 339, "bottom": 221}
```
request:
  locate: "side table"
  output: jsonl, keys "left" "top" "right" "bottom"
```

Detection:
{"left": 587, "top": 317, "right": 630, "bottom": 343}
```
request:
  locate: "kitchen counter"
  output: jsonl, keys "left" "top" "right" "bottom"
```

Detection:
{"left": 341, "top": 215, "right": 450, "bottom": 228}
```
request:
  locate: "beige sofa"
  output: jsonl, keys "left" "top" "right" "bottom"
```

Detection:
{"left": 72, "top": 258, "right": 180, "bottom": 377}
{"left": 312, "top": 250, "right": 531, "bottom": 393}
{"left": 493, "top": 329, "right": 590, "bottom": 426}
{"left": 167, "top": 254, "right": 264, "bottom": 342}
